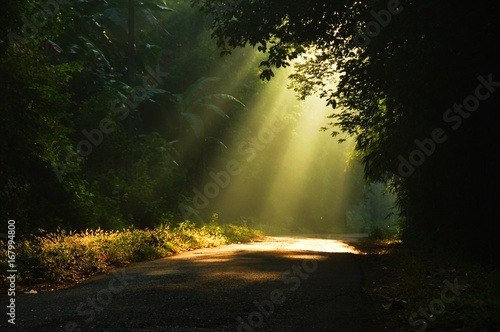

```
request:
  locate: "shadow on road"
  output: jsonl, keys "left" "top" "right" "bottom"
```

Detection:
{"left": 5, "top": 235, "right": 375, "bottom": 332}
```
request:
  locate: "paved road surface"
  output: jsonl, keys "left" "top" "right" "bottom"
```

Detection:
{"left": 2, "top": 235, "right": 374, "bottom": 332}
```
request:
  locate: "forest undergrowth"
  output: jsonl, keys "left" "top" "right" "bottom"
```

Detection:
{"left": 353, "top": 239, "right": 500, "bottom": 331}
{"left": 0, "top": 216, "right": 263, "bottom": 293}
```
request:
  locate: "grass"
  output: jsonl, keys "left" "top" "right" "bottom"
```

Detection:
{"left": 354, "top": 239, "right": 500, "bottom": 331}
{"left": 0, "top": 219, "right": 264, "bottom": 291}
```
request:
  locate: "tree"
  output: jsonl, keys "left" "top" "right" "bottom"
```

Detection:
{"left": 346, "top": 182, "right": 398, "bottom": 238}
{"left": 0, "top": 0, "right": 179, "bottom": 233}
{"left": 161, "top": 77, "right": 246, "bottom": 188}
{"left": 0, "top": 1, "right": 91, "bottom": 232}
{"left": 1, "top": 0, "right": 251, "bottom": 233}
{"left": 193, "top": 0, "right": 500, "bottom": 261}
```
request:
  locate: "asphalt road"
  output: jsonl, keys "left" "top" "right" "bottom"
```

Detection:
{"left": 2, "top": 235, "right": 374, "bottom": 332}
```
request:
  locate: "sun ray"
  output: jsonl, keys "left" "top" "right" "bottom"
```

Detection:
{"left": 199, "top": 52, "right": 360, "bottom": 234}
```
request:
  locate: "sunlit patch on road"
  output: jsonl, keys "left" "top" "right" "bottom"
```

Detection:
{"left": 210, "top": 235, "right": 363, "bottom": 254}
{"left": 280, "top": 238, "right": 359, "bottom": 254}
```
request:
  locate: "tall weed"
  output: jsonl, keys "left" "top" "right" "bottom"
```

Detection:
{"left": 0, "top": 220, "right": 262, "bottom": 289}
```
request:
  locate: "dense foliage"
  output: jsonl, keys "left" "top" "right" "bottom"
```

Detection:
{"left": 193, "top": 0, "right": 500, "bottom": 261}
{"left": 5, "top": 0, "right": 493, "bottom": 263}
{"left": 1, "top": 0, "right": 368, "bottom": 237}
{"left": 0, "top": 0, "right": 245, "bottom": 234}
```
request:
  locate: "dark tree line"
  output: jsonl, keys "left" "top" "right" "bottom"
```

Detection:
{"left": 1, "top": 0, "right": 365, "bottom": 237}
{"left": 0, "top": 0, "right": 255, "bottom": 234}
{"left": 193, "top": 0, "right": 500, "bottom": 261}
{"left": 2, "top": 0, "right": 498, "bottom": 262}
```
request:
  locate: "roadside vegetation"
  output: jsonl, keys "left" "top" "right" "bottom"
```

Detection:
{"left": 0, "top": 215, "right": 263, "bottom": 292}
{"left": 354, "top": 239, "right": 500, "bottom": 331}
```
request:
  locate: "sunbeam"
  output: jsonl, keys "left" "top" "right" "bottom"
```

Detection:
{"left": 202, "top": 62, "right": 360, "bottom": 234}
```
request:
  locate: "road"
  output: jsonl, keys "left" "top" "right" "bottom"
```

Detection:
{"left": 2, "top": 235, "right": 376, "bottom": 332}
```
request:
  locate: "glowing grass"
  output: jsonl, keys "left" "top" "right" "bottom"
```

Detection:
{"left": 0, "top": 220, "right": 263, "bottom": 289}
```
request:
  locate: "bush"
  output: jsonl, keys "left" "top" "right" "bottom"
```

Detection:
{"left": 0, "top": 218, "right": 263, "bottom": 290}
{"left": 346, "top": 182, "right": 400, "bottom": 239}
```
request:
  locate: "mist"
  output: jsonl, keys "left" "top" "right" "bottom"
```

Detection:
{"left": 183, "top": 63, "right": 368, "bottom": 234}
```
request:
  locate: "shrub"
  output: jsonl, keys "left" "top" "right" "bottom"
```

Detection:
{"left": 0, "top": 219, "right": 263, "bottom": 290}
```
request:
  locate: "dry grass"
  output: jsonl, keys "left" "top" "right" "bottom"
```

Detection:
{"left": 0, "top": 220, "right": 263, "bottom": 291}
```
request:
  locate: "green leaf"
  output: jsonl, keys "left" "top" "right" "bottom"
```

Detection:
{"left": 47, "top": 40, "right": 63, "bottom": 54}
{"left": 139, "top": 7, "right": 172, "bottom": 37}
{"left": 164, "top": 92, "right": 181, "bottom": 105}
{"left": 68, "top": 45, "right": 80, "bottom": 54}
{"left": 197, "top": 103, "right": 230, "bottom": 119}
{"left": 141, "top": 87, "right": 166, "bottom": 101}
{"left": 193, "top": 93, "right": 246, "bottom": 110}
{"left": 79, "top": 36, "right": 111, "bottom": 68}
{"left": 181, "top": 113, "right": 204, "bottom": 138}
{"left": 138, "top": 2, "right": 175, "bottom": 12}
{"left": 102, "top": 8, "right": 127, "bottom": 28}
{"left": 114, "top": 81, "right": 133, "bottom": 92}
{"left": 181, "top": 77, "right": 221, "bottom": 107}
{"left": 327, "top": 99, "right": 337, "bottom": 109}
{"left": 154, "top": 4, "right": 174, "bottom": 11}
{"left": 205, "top": 137, "right": 228, "bottom": 150}
{"left": 188, "top": 77, "right": 221, "bottom": 94}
